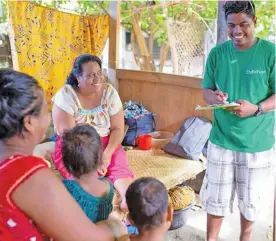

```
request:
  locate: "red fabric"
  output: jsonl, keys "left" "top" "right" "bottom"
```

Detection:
{"left": 0, "top": 155, "right": 49, "bottom": 241}
{"left": 52, "top": 135, "right": 134, "bottom": 183}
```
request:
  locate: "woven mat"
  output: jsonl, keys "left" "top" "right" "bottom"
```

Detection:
{"left": 127, "top": 149, "right": 204, "bottom": 189}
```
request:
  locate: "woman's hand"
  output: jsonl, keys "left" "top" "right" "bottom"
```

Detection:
{"left": 96, "top": 217, "right": 129, "bottom": 241}
{"left": 97, "top": 167, "right": 107, "bottom": 177}
{"left": 98, "top": 150, "right": 113, "bottom": 176}
{"left": 103, "top": 149, "right": 112, "bottom": 168}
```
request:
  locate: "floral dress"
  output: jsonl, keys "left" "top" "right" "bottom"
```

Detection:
{"left": 51, "top": 83, "right": 134, "bottom": 183}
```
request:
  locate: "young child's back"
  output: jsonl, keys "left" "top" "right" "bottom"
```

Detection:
{"left": 126, "top": 177, "right": 173, "bottom": 241}
{"left": 61, "top": 124, "right": 114, "bottom": 222}
{"left": 63, "top": 177, "right": 113, "bottom": 222}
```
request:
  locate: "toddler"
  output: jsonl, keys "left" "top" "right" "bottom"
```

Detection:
{"left": 61, "top": 124, "right": 114, "bottom": 222}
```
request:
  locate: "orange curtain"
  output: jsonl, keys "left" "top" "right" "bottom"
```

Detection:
{"left": 8, "top": 1, "right": 109, "bottom": 104}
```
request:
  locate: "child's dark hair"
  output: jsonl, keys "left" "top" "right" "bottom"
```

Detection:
{"left": 126, "top": 177, "right": 169, "bottom": 231}
{"left": 0, "top": 69, "right": 43, "bottom": 140}
{"left": 66, "top": 54, "right": 102, "bottom": 89}
{"left": 223, "top": 1, "right": 255, "bottom": 19}
{"left": 61, "top": 124, "right": 103, "bottom": 178}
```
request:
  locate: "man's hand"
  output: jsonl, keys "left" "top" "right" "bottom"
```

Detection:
{"left": 214, "top": 90, "right": 228, "bottom": 104}
{"left": 203, "top": 89, "right": 228, "bottom": 105}
{"left": 230, "top": 100, "right": 258, "bottom": 118}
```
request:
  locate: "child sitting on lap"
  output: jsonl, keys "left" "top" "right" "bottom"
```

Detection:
{"left": 126, "top": 177, "right": 173, "bottom": 241}
{"left": 61, "top": 124, "right": 114, "bottom": 222}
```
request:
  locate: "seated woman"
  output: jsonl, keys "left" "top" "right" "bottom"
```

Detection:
{"left": 51, "top": 54, "right": 134, "bottom": 211}
{"left": 0, "top": 69, "right": 123, "bottom": 241}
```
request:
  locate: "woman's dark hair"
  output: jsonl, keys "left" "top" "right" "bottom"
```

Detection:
{"left": 126, "top": 177, "right": 169, "bottom": 231}
{"left": 224, "top": 1, "right": 255, "bottom": 19}
{"left": 61, "top": 124, "right": 103, "bottom": 178}
{"left": 66, "top": 54, "right": 102, "bottom": 89}
{"left": 0, "top": 69, "right": 43, "bottom": 140}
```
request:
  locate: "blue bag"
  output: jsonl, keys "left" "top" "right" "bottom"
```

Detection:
{"left": 122, "top": 101, "right": 155, "bottom": 146}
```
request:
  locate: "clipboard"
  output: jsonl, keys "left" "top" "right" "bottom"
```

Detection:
{"left": 195, "top": 102, "right": 240, "bottom": 111}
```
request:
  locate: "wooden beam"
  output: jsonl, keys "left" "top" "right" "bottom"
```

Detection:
{"left": 108, "top": 0, "right": 120, "bottom": 89}
{"left": 116, "top": 69, "right": 203, "bottom": 89}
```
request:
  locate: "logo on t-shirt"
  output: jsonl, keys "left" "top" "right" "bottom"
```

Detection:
{"left": 246, "top": 69, "right": 266, "bottom": 74}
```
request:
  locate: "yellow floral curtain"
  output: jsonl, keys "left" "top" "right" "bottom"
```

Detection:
{"left": 8, "top": 1, "right": 109, "bottom": 104}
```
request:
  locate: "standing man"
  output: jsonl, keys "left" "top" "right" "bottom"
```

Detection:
{"left": 200, "top": 1, "right": 275, "bottom": 241}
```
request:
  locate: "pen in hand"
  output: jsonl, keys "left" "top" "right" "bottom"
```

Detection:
{"left": 215, "top": 83, "right": 228, "bottom": 104}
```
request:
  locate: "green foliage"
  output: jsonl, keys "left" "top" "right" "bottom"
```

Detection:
{"left": 120, "top": 0, "right": 275, "bottom": 45}
{"left": 254, "top": 0, "right": 276, "bottom": 38}
{"left": 0, "top": 0, "right": 8, "bottom": 23}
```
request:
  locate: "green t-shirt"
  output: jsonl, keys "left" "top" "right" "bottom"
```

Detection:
{"left": 202, "top": 39, "right": 275, "bottom": 153}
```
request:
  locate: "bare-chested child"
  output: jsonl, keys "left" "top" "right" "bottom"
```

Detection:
{"left": 126, "top": 177, "right": 173, "bottom": 241}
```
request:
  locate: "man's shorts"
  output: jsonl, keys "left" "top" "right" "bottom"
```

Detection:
{"left": 200, "top": 141, "right": 275, "bottom": 222}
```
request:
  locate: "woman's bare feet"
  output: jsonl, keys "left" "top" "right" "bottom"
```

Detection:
{"left": 120, "top": 198, "right": 129, "bottom": 213}
{"left": 114, "top": 178, "right": 132, "bottom": 213}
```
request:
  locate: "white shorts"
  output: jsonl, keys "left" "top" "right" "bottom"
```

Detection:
{"left": 200, "top": 141, "right": 275, "bottom": 222}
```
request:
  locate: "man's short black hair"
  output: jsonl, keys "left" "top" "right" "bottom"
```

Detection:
{"left": 126, "top": 177, "right": 168, "bottom": 231}
{"left": 223, "top": 1, "right": 255, "bottom": 19}
{"left": 62, "top": 124, "right": 102, "bottom": 178}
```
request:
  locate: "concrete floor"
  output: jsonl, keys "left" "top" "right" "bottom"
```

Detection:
{"left": 165, "top": 193, "right": 274, "bottom": 241}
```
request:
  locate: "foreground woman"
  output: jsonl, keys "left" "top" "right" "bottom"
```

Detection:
{"left": 0, "top": 69, "right": 123, "bottom": 241}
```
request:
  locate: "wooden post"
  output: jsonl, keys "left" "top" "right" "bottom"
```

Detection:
{"left": 108, "top": 0, "right": 120, "bottom": 90}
